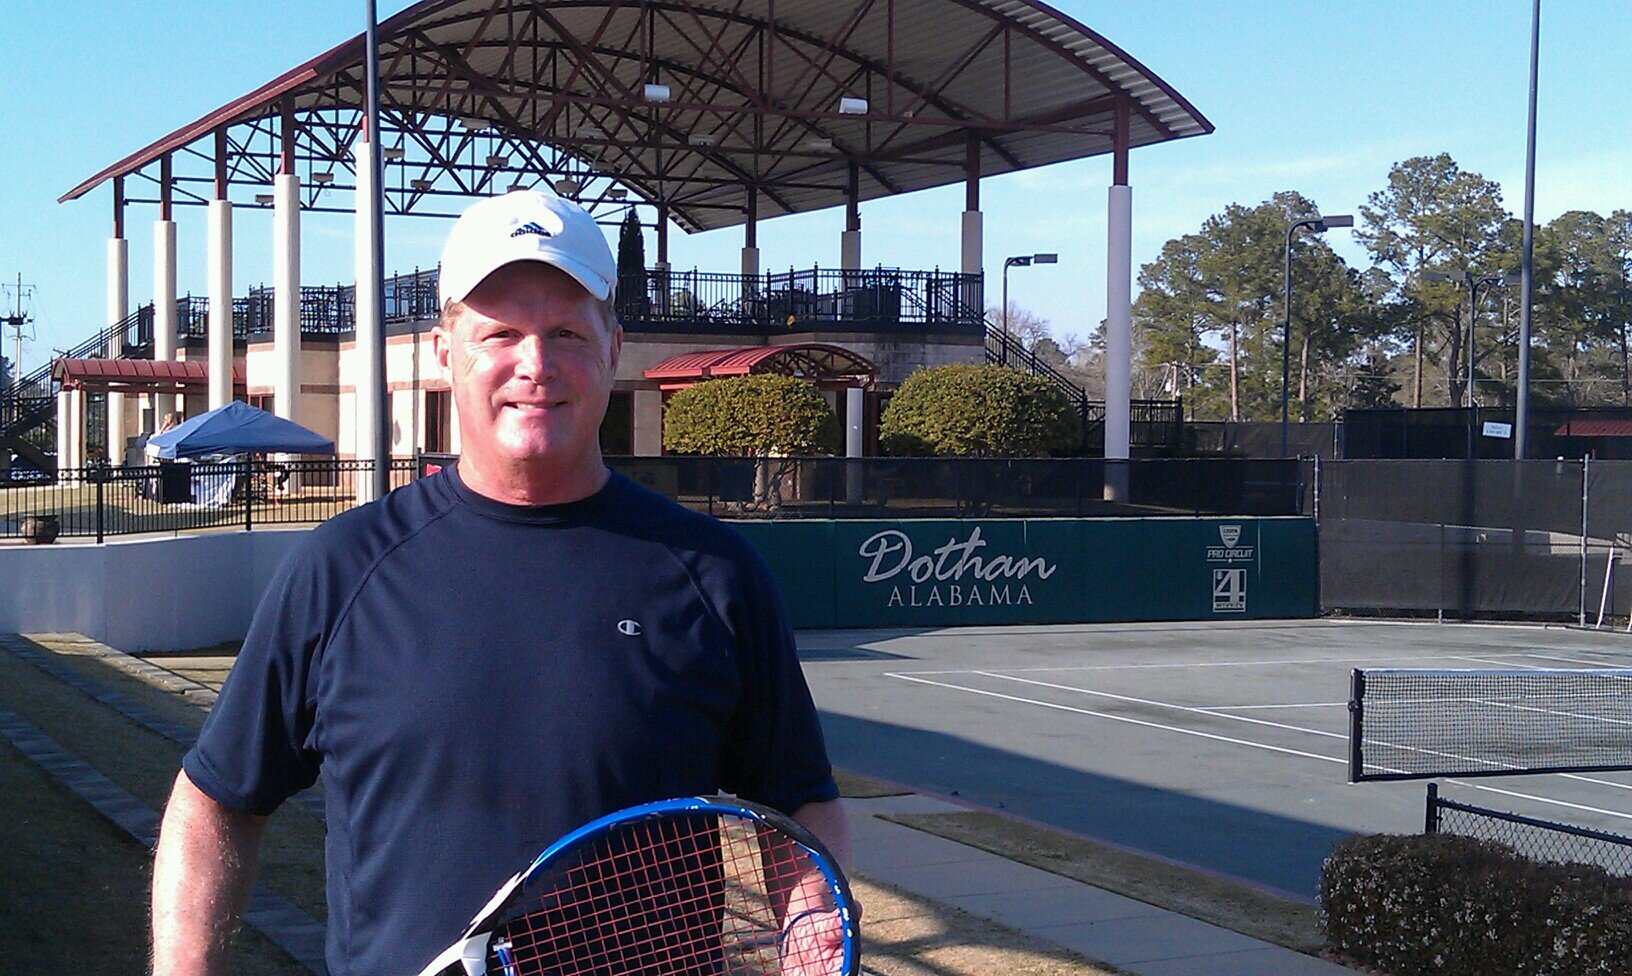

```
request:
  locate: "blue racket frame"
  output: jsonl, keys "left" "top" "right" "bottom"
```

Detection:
{"left": 417, "top": 795, "right": 860, "bottom": 976}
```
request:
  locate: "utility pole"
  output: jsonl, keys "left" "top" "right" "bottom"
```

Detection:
{"left": 2, "top": 274, "right": 37, "bottom": 391}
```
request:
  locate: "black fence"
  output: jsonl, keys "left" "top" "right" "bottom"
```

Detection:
{"left": 1342, "top": 406, "right": 1632, "bottom": 461}
{"left": 0, "top": 459, "right": 418, "bottom": 543}
{"left": 1426, "top": 784, "right": 1632, "bottom": 877}
{"left": 592, "top": 456, "right": 1309, "bottom": 519}
{"left": 1318, "top": 458, "right": 1632, "bottom": 621}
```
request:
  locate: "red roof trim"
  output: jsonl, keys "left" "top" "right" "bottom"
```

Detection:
{"left": 1555, "top": 419, "right": 1632, "bottom": 438}
{"left": 54, "top": 358, "right": 246, "bottom": 390}
{"left": 644, "top": 343, "right": 876, "bottom": 383}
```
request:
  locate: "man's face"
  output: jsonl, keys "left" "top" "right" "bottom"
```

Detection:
{"left": 434, "top": 262, "right": 622, "bottom": 474}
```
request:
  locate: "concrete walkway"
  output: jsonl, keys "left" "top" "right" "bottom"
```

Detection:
{"left": 848, "top": 793, "right": 1354, "bottom": 976}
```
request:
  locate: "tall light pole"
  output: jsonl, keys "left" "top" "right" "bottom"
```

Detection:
{"left": 364, "top": 0, "right": 390, "bottom": 497}
{"left": 1516, "top": 0, "right": 1541, "bottom": 460}
{"left": 1282, "top": 215, "right": 1353, "bottom": 457}
{"left": 1426, "top": 269, "right": 1516, "bottom": 457}
{"left": 1000, "top": 253, "right": 1058, "bottom": 365}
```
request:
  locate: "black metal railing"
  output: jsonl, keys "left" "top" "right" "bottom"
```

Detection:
{"left": 1426, "top": 783, "right": 1632, "bottom": 876}
{"left": 617, "top": 266, "right": 983, "bottom": 334}
{"left": 984, "top": 329, "right": 1183, "bottom": 453}
{"left": 0, "top": 458, "right": 418, "bottom": 542}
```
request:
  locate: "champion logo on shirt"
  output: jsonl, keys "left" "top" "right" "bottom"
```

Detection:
{"left": 617, "top": 619, "right": 643, "bottom": 637}
{"left": 510, "top": 221, "right": 554, "bottom": 239}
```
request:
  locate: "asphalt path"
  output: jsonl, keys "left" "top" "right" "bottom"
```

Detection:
{"left": 797, "top": 619, "right": 1632, "bottom": 898}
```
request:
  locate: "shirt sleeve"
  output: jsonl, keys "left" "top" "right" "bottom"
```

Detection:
{"left": 182, "top": 538, "right": 328, "bottom": 816}
{"left": 718, "top": 542, "right": 840, "bottom": 814}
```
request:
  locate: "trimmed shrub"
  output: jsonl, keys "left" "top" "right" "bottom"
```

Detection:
{"left": 879, "top": 364, "right": 1078, "bottom": 457}
{"left": 1319, "top": 833, "right": 1632, "bottom": 976}
{"left": 662, "top": 374, "right": 838, "bottom": 456}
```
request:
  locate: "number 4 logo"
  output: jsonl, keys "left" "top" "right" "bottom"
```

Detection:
{"left": 1213, "top": 569, "right": 1247, "bottom": 613}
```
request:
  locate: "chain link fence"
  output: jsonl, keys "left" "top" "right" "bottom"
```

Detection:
{"left": 1426, "top": 784, "right": 1632, "bottom": 877}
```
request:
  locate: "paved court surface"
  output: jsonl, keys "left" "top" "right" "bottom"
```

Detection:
{"left": 797, "top": 619, "right": 1632, "bottom": 898}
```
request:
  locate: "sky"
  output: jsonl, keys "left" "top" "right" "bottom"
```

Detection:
{"left": 2, "top": 1, "right": 1629, "bottom": 376}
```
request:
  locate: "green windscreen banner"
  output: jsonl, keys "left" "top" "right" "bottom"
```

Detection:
{"left": 730, "top": 517, "right": 1318, "bottom": 629}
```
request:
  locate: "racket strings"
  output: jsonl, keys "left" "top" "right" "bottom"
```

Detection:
{"left": 492, "top": 813, "right": 827, "bottom": 976}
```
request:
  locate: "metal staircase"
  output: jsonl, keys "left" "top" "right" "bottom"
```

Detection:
{"left": 2, "top": 307, "right": 150, "bottom": 479}
{"left": 983, "top": 329, "right": 1182, "bottom": 455}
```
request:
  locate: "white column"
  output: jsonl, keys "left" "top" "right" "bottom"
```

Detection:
{"left": 56, "top": 390, "right": 73, "bottom": 479}
{"left": 274, "top": 173, "right": 302, "bottom": 423}
{"left": 207, "top": 199, "right": 234, "bottom": 410}
{"left": 633, "top": 390, "right": 664, "bottom": 456}
{"left": 844, "top": 386, "right": 865, "bottom": 504}
{"left": 353, "top": 137, "right": 383, "bottom": 501}
{"left": 741, "top": 246, "right": 760, "bottom": 278}
{"left": 153, "top": 219, "right": 178, "bottom": 419}
{"left": 841, "top": 231, "right": 862, "bottom": 271}
{"left": 961, "top": 210, "right": 983, "bottom": 275}
{"left": 105, "top": 237, "right": 129, "bottom": 462}
{"left": 1104, "top": 183, "right": 1133, "bottom": 502}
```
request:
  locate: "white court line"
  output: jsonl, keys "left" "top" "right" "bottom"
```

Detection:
{"left": 1501, "top": 651, "right": 1632, "bottom": 668}
{"left": 890, "top": 653, "right": 1481, "bottom": 677}
{"left": 1204, "top": 702, "right": 1346, "bottom": 711}
{"left": 980, "top": 671, "right": 1632, "bottom": 792}
{"left": 885, "top": 672, "right": 1632, "bottom": 821}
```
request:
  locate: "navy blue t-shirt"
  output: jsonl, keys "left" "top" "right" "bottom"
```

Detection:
{"left": 183, "top": 466, "right": 838, "bottom": 976}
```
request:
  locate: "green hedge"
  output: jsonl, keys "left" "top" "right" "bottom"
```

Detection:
{"left": 1319, "top": 833, "right": 1632, "bottom": 975}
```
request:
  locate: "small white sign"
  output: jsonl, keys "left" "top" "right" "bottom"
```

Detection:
{"left": 1483, "top": 421, "right": 1514, "bottom": 439}
{"left": 1213, "top": 569, "right": 1247, "bottom": 613}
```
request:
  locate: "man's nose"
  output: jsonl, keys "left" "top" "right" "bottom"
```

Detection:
{"left": 513, "top": 333, "right": 556, "bottom": 380}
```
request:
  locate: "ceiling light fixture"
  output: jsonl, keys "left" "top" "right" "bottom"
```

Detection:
{"left": 838, "top": 97, "right": 869, "bottom": 115}
{"left": 642, "top": 83, "right": 672, "bottom": 103}
{"left": 485, "top": 154, "right": 510, "bottom": 169}
{"left": 311, "top": 171, "right": 335, "bottom": 185}
{"left": 381, "top": 146, "right": 405, "bottom": 161}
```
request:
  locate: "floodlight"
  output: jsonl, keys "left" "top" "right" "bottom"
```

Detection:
{"left": 643, "top": 84, "right": 672, "bottom": 103}
{"left": 838, "top": 97, "right": 869, "bottom": 115}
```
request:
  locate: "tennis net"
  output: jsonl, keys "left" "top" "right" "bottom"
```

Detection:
{"left": 1348, "top": 668, "right": 1632, "bottom": 782}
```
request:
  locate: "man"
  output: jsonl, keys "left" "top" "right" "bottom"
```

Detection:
{"left": 151, "top": 190, "right": 849, "bottom": 976}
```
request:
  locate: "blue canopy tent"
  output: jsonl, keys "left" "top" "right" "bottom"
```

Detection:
{"left": 147, "top": 400, "right": 334, "bottom": 459}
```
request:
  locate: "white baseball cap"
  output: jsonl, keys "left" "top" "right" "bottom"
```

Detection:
{"left": 438, "top": 190, "right": 617, "bottom": 305}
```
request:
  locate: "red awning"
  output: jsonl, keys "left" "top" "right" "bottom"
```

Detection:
{"left": 1555, "top": 420, "right": 1632, "bottom": 438}
{"left": 53, "top": 358, "right": 246, "bottom": 393}
{"left": 643, "top": 343, "right": 876, "bottom": 390}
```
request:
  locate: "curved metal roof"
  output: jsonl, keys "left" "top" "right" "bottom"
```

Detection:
{"left": 63, "top": 1, "right": 1211, "bottom": 232}
{"left": 645, "top": 342, "right": 876, "bottom": 385}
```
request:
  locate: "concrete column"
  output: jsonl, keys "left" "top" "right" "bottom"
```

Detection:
{"left": 207, "top": 199, "right": 234, "bottom": 410}
{"left": 153, "top": 219, "right": 178, "bottom": 418}
{"left": 353, "top": 136, "right": 383, "bottom": 501}
{"left": 741, "top": 246, "right": 760, "bottom": 312}
{"left": 1104, "top": 183, "right": 1133, "bottom": 501}
{"left": 840, "top": 231, "right": 862, "bottom": 271}
{"left": 633, "top": 389, "right": 664, "bottom": 456}
{"left": 961, "top": 211, "right": 983, "bottom": 275}
{"left": 273, "top": 173, "right": 302, "bottom": 423}
{"left": 56, "top": 390, "right": 73, "bottom": 478}
{"left": 106, "top": 237, "right": 129, "bottom": 462}
{"left": 844, "top": 386, "right": 865, "bottom": 504}
{"left": 741, "top": 246, "right": 760, "bottom": 278}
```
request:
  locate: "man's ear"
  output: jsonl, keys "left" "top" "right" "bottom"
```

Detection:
{"left": 608, "top": 326, "right": 623, "bottom": 373}
{"left": 432, "top": 324, "right": 453, "bottom": 379}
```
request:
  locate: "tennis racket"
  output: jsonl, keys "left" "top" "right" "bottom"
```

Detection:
{"left": 414, "top": 796, "right": 860, "bottom": 976}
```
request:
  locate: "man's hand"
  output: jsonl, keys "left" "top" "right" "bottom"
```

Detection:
{"left": 151, "top": 771, "right": 268, "bottom": 976}
{"left": 780, "top": 905, "right": 848, "bottom": 976}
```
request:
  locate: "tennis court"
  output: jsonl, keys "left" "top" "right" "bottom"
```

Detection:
{"left": 799, "top": 618, "right": 1632, "bottom": 898}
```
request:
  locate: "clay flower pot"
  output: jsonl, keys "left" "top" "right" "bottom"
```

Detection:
{"left": 20, "top": 514, "right": 60, "bottom": 545}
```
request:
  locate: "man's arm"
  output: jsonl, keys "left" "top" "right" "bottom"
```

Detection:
{"left": 791, "top": 798, "right": 851, "bottom": 870}
{"left": 151, "top": 771, "right": 269, "bottom": 976}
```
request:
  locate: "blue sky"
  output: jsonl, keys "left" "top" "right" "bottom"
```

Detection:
{"left": 3, "top": 1, "right": 1629, "bottom": 372}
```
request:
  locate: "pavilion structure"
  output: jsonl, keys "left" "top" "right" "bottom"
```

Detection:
{"left": 53, "top": 0, "right": 1211, "bottom": 498}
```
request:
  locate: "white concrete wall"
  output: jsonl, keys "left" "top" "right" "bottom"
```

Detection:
{"left": 0, "top": 529, "right": 311, "bottom": 652}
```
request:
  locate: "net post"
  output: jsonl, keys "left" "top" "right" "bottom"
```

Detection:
{"left": 1347, "top": 668, "right": 1364, "bottom": 782}
{"left": 1424, "top": 782, "right": 1440, "bottom": 834}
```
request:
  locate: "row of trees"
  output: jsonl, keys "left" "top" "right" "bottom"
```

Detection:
{"left": 1127, "top": 154, "right": 1631, "bottom": 421}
